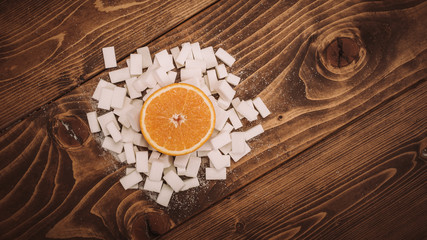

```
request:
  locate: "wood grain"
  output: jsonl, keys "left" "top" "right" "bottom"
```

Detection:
{"left": 162, "top": 80, "right": 427, "bottom": 239}
{"left": 0, "top": 0, "right": 426, "bottom": 239}
{"left": 0, "top": 0, "right": 217, "bottom": 130}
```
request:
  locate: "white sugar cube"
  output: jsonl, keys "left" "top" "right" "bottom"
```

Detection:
{"left": 181, "top": 78, "right": 201, "bottom": 88}
{"left": 231, "top": 98, "right": 244, "bottom": 119}
{"left": 186, "top": 59, "right": 206, "bottom": 73}
{"left": 207, "top": 150, "right": 228, "bottom": 169}
{"left": 214, "top": 107, "right": 229, "bottom": 131}
{"left": 199, "top": 83, "right": 211, "bottom": 97}
{"left": 245, "top": 124, "right": 264, "bottom": 140}
{"left": 120, "top": 127, "right": 134, "bottom": 142}
{"left": 215, "top": 64, "right": 228, "bottom": 79}
{"left": 106, "top": 122, "right": 121, "bottom": 142}
{"left": 102, "top": 46, "right": 117, "bottom": 69}
{"left": 220, "top": 122, "right": 234, "bottom": 134}
{"left": 153, "top": 67, "right": 171, "bottom": 87}
{"left": 174, "top": 154, "right": 190, "bottom": 168}
{"left": 124, "top": 142, "right": 135, "bottom": 164}
{"left": 206, "top": 69, "right": 218, "bottom": 92}
{"left": 113, "top": 97, "right": 132, "bottom": 116}
{"left": 133, "top": 77, "right": 148, "bottom": 92}
{"left": 206, "top": 167, "right": 226, "bottom": 180}
{"left": 117, "top": 152, "right": 126, "bottom": 163}
{"left": 170, "top": 46, "right": 184, "bottom": 68}
{"left": 210, "top": 131, "right": 231, "bottom": 149}
{"left": 155, "top": 50, "right": 175, "bottom": 72}
{"left": 109, "top": 67, "right": 131, "bottom": 83}
{"left": 236, "top": 100, "right": 258, "bottom": 122}
{"left": 215, "top": 47, "right": 236, "bottom": 67}
{"left": 177, "top": 167, "right": 186, "bottom": 176}
{"left": 198, "top": 141, "right": 213, "bottom": 151}
{"left": 149, "top": 151, "right": 161, "bottom": 163}
{"left": 219, "top": 142, "right": 232, "bottom": 155}
{"left": 102, "top": 137, "right": 124, "bottom": 153}
{"left": 217, "top": 97, "right": 231, "bottom": 110}
{"left": 143, "top": 84, "right": 160, "bottom": 101}
{"left": 163, "top": 170, "right": 184, "bottom": 192}
{"left": 126, "top": 107, "right": 141, "bottom": 132}
{"left": 86, "top": 111, "right": 101, "bottom": 133}
{"left": 97, "top": 112, "right": 119, "bottom": 136}
{"left": 225, "top": 73, "right": 240, "bottom": 86}
{"left": 98, "top": 88, "right": 114, "bottom": 110}
{"left": 231, "top": 132, "right": 246, "bottom": 154}
{"left": 182, "top": 178, "right": 199, "bottom": 191}
{"left": 217, "top": 81, "right": 235, "bottom": 102}
{"left": 156, "top": 184, "right": 173, "bottom": 207}
{"left": 133, "top": 133, "right": 148, "bottom": 147}
{"left": 246, "top": 99, "right": 259, "bottom": 116}
{"left": 185, "top": 156, "right": 201, "bottom": 178}
{"left": 125, "top": 77, "right": 142, "bottom": 99}
{"left": 191, "top": 42, "right": 203, "bottom": 60}
{"left": 197, "top": 151, "right": 210, "bottom": 157}
{"left": 163, "top": 165, "right": 176, "bottom": 175}
{"left": 227, "top": 108, "right": 242, "bottom": 129}
{"left": 181, "top": 68, "right": 202, "bottom": 80}
{"left": 149, "top": 161, "right": 164, "bottom": 181}
{"left": 136, "top": 151, "right": 149, "bottom": 173}
{"left": 130, "top": 54, "right": 143, "bottom": 75}
{"left": 138, "top": 71, "right": 157, "bottom": 89}
{"left": 158, "top": 154, "right": 173, "bottom": 168}
{"left": 168, "top": 71, "right": 177, "bottom": 83}
{"left": 176, "top": 42, "right": 191, "bottom": 65}
{"left": 92, "top": 79, "right": 115, "bottom": 100}
{"left": 137, "top": 46, "right": 152, "bottom": 68}
{"left": 111, "top": 87, "right": 127, "bottom": 109}
{"left": 120, "top": 170, "right": 143, "bottom": 190}
{"left": 144, "top": 179, "right": 163, "bottom": 193}
{"left": 125, "top": 168, "right": 138, "bottom": 189}
{"left": 252, "top": 97, "right": 271, "bottom": 118}
{"left": 230, "top": 142, "right": 251, "bottom": 162}
{"left": 201, "top": 46, "right": 218, "bottom": 69}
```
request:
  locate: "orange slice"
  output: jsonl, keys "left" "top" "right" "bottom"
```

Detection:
{"left": 140, "top": 83, "right": 215, "bottom": 156}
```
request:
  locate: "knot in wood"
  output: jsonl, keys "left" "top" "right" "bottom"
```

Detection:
{"left": 235, "top": 221, "right": 245, "bottom": 234}
{"left": 325, "top": 37, "right": 360, "bottom": 68}
{"left": 51, "top": 114, "right": 89, "bottom": 148}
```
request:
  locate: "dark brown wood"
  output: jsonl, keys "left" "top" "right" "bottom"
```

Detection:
{"left": 161, "top": 80, "right": 427, "bottom": 239}
{"left": 0, "top": 0, "right": 426, "bottom": 239}
{"left": 0, "top": 0, "right": 217, "bottom": 131}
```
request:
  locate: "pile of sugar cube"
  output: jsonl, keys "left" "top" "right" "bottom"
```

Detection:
{"left": 86, "top": 43, "right": 271, "bottom": 207}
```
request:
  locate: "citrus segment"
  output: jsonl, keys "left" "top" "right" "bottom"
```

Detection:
{"left": 140, "top": 83, "right": 215, "bottom": 156}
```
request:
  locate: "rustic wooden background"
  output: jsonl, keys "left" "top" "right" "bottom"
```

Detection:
{"left": 1, "top": 0, "right": 426, "bottom": 239}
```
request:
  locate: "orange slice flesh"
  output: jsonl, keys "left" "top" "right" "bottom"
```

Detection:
{"left": 140, "top": 83, "right": 215, "bottom": 156}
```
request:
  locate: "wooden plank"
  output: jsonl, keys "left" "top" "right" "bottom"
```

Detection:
{"left": 0, "top": 0, "right": 216, "bottom": 130}
{"left": 0, "top": 0, "right": 426, "bottom": 239}
{"left": 161, "top": 80, "right": 427, "bottom": 240}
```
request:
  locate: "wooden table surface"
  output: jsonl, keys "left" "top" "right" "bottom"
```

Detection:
{"left": 1, "top": 0, "right": 426, "bottom": 239}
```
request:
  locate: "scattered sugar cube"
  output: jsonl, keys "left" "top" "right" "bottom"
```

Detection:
{"left": 197, "top": 151, "right": 210, "bottom": 157}
{"left": 214, "top": 107, "right": 229, "bottom": 131}
{"left": 236, "top": 100, "right": 258, "bottom": 122}
{"left": 176, "top": 166, "right": 186, "bottom": 176}
{"left": 149, "top": 161, "right": 164, "bottom": 181}
{"left": 191, "top": 42, "right": 203, "bottom": 60}
{"left": 98, "top": 88, "right": 114, "bottom": 110}
{"left": 215, "top": 64, "right": 228, "bottom": 79}
{"left": 201, "top": 46, "right": 218, "bottom": 69}
{"left": 111, "top": 87, "right": 127, "bottom": 109}
{"left": 170, "top": 46, "right": 184, "bottom": 68}
{"left": 120, "top": 170, "right": 143, "bottom": 190}
{"left": 125, "top": 168, "right": 139, "bottom": 189}
{"left": 155, "top": 50, "right": 175, "bottom": 72}
{"left": 206, "top": 69, "right": 218, "bottom": 92}
{"left": 252, "top": 97, "right": 271, "bottom": 118}
{"left": 109, "top": 67, "right": 131, "bottom": 83}
{"left": 130, "top": 54, "right": 143, "bottom": 75}
{"left": 185, "top": 156, "right": 201, "bottom": 178}
{"left": 182, "top": 178, "right": 200, "bottom": 191}
{"left": 210, "top": 131, "right": 231, "bottom": 150}
{"left": 163, "top": 170, "right": 184, "bottom": 192}
{"left": 125, "top": 77, "right": 142, "bottom": 99}
{"left": 124, "top": 142, "right": 135, "bottom": 164}
{"left": 92, "top": 79, "right": 115, "bottom": 100}
{"left": 117, "top": 152, "right": 126, "bottom": 163}
{"left": 245, "top": 124, "right": 264, "bottom": 140}
{"left": 156, "top": 184, "right": 173, "bottom": 207}
{"left": 174, "top": 154, "right": 190, "bottom": 168}
{"left": 225, "top": 73, "right": 240, "bottom": 86}
{"left": 206, "top": 167, "right": 226, "bottom": 180}
{"left": 106, "top": 122, "right": 121, "bottom": 142}
{"left": 181, "top": 68, "right": 202, "bottom": 81}
{"left": 86, "top": 112, "right": 101, "bottom": 133}
{"left": 217, "top": 97, "right": 231, "bottom": 110}
{"left": 230, "top": 142, "right": 251, "bottom": 162}
{"left": 102, "top": 46, "right": 117, "bottom": 69}
{"left": 120, "top": 127, "right": 134, "bottom": 142}
{"left": 216, "top": 80, "right": 235, "bottom": 102}
{"left": 133, "top": 133, "right": 148, "bottom": 147}
{"left": 168, "top": 71, "right": 177, "bottom": 83}
{"left": 231, "top": 98, "right": 244, "bottom": 119}
{"left": 198, "top": 141, "right": 213, "bottom": 151}
{"left": 231, "top": 132, "right": 246, "bottom": 154}
{"left": 186, "top": 59, "right": 206, "bottom": 73}
{"left": 149, "top": 151, "right": 161, "bottom": 163}
{"left": 137, "top": 46, "right": 152, "bottom": 68}
{"left": 207, "top": 150, "right": 228, "bottom": 169}
{"left": 227, "top": 108, "right": 243, "bottom": 129}
{"left": 176, "top": 42, "right": 191, "bottom": 65}
{"left": 144, "top": 178, "right": 163, "bottom": 193}
{"left": 219, "top": 142, "right": 232, "bottom": 155}
{"left": 97, "top": 112, "right": 120, "bottom": 136}
{"left": 102, "top": 137, "right": 124, "bottom": 153}
{"left": 139, "top": 71, "right": 157, "bottom": 88}
{"left": 136, "top": 151, "right": 149, "bottom": 173}
{"left": 158, "top": 154, "right": 173, "bottom": 168}
{"left": 220, "top": 122, "right": 234, "bottom": 134}
{"left": 215, "top": 47, "right": 236, "bottom": 67}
